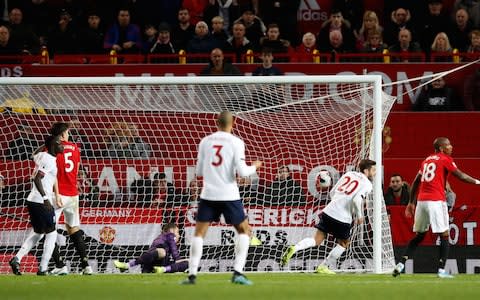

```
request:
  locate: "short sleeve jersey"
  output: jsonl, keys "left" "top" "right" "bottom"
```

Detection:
{"left": 196, "top": 131, "right": 256, "bottom": 201}
{"left": 322, "top": 171, "right": 373, "bottom": 224}
{"left": 56, "top": 141, "right": 80, "bottom": 196}
{"left": 417, "top": 152, "right": 457, "bottom": 201}
{"left": 27, "top": 152, "right": 58, "bottom": 204}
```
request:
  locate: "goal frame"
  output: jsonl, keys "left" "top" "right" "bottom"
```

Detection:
{"left": 0, "top": 75, "right": 386, "bottom": 274}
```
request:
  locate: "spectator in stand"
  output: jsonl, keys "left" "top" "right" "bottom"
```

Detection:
{"left": 77, "top": 168, "right": 99, "bottom": 207}
{"left": 413, "top": 76, "right": 460, "bottom": 111}
{"left": 466, "top": 29, "right": 480, "bottom": 56}
{"left": 187, "top": 21, "right": 216, "bottom": 54}
{"left": 445, "top": 182, "right": 456, "bottom": 212}
{"left": 237, "top": 175, "right": 257, "bottom": 206}
{"left": 225, "top": 22, "right": 253, "bottom": 63}
{"left": 152, "top": 173, "right": 182, "bottom": 224}
{"left": 210, "top": 16, "right": 229, "bottom": 50}
{"left": 7, "top": 7, "right": 40, "bottom": 55}
{"left": 261, "top": 165, "right": 306, "bottom": 206}
{"left": 47, "top": 9, "right": 78, "bottom": 55}
{"left": 361, "top": 29, "right": 388, "bottom": 62}
{"left": 252, "top": 48, "right": 283, "bottom": 76}
{"left": 324, "top": 30, "right": 349, "bottom": 62}
{"left": 317, "top": 9, "right": 355, "bottom": 53}
{"left": 149, "top": 23, "right": 177, "bottom": 63}
{"left": 182, "top": 0, "right": 210, "bottom": 25}
{"left": 258, "top": 0, "right": 300, "bottom": 46}
{"left": 259, "top": 23, "right": 292, "bottom": 61}
{"left": 103, "top": 122, "right": 151, "bottom": 159}
{"left": 78, "top": 10, "right": 105, "bottom": 54}
{"left": 448, "top": 8, "right": 474, "bottom": 53}
{"left": 130, "top": 175, "right": 154, "bottom": 205}
{"left": 171, "top": 8, "right": 195, "bottom": 52}
{"left": 383, "top": 7, "right": 416, "bottom": 47}
{"left": 354, "top": 10, "right": 383, "bottom": 52}
{"left": 0, "top": 174, "right": 30, "bottom": 207}
{"left": 200, "top": 48, "right": 242, "bottom": 75}
{"left": 463, "top": 68, "right": 480, "bottom": 110}
{"left": 388, "top": 28, "right": 422, "bottom": 62}
{"left": 142, "top": 24, "right": 158, "bottom": 54}
{"left": 0, "top": 25, "right": 21, "bottom": 56}
{"left": 234, "top": 7, "right": 266, "bottom": 50}
{"left": 332, "top": 0, "right": 364, "bottom": 34}
{"left": 182, "top": 178, "right": 201, "bottom": 208}
{"left": 418, "top": 0, "right": 449, "bottom": 54}
{"left": 454, "top": 0, "right": 480, "bottom": 28}
{"left": 5, "top": 122, "right": 40, "bottom": 160}
{"left": 384, "top": 174, "right": 410, "bottom": 206}
{"left": 69, "top": 118, "right": 94, "bottom": 158}
{"left": 295, "top": 32, "right": 317, "bottom": 62}
{"left": 430, "top": 32, "right": 453, "bottom": 62}
{"left": 104, "top": 8, "right": 142, "bottom": 54}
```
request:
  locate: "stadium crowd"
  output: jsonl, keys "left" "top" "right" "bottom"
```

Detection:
{"left": 0, "top": 0, "right": 480, "bottom": 63}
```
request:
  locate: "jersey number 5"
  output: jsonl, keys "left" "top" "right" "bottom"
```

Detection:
{"left": 212, "top": 145, "right": 223, "bottom": 166}
{"left": 337, "top": 176, "right": 359, "bottom": 195}
{"left": 421, "top": 162, "right": 436, "bottom": 182}
{"left": 64, "top": 152, "right": 74, "bottom": 172}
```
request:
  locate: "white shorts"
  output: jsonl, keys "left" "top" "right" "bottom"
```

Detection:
{"left": 55, "top": 195, "right": 80, "bottom": 228}
{"left": 413, "top": 200, "right": 449, "bottom": 233}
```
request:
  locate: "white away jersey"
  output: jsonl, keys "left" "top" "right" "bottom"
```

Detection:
{"left": 196, "top": 131, "right": 256, "bottom": 201}
{"left": 27, "top": 152, "right": 58, "bottom": 204}
{"left": 322, "top": 171, "right": 372, "bottom": 224}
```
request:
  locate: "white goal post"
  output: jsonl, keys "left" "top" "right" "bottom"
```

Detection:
{"left": 0, "top": 75, "right": 395, "bottom": 274}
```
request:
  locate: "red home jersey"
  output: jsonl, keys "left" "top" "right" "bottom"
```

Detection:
{"left": 56, "top": 141, "right": 80, "bottom": 196}
{"left": 417, "top": 152, "right": 457, "bottom": 201}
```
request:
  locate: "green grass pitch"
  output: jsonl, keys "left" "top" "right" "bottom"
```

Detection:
{"left": 1, "top": 273, "right": 480, "bottom": 300}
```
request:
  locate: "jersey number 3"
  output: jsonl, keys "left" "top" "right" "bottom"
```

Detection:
{"left": 212, "top": 145, "right": 223, "bottom": 166}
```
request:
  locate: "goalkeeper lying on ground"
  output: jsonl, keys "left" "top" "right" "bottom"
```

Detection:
{"left": 114, "top": 223, "right": 188, "bottom": 274}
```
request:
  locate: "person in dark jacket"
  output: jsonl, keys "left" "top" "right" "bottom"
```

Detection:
{"left": 413, "top": 77, "right": 460, "bottom": 111}
{"left": 261, "top": 165, "right": 306, "bottom": 206}
{"left": 200, "top": 48, "right": 242, "bottom": 75}
{"left": 384, "top": 174, "right": 410, "bottom": 206}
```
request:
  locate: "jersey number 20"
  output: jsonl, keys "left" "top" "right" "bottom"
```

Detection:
{"left": 336, "top": 176, "right": 359, "bottom": 195}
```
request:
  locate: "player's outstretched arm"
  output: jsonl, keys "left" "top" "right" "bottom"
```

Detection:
{"left": 451, "top": 169, "right": 480, "bottom": 185}
{"left": 406, "top": 173, "right": 421, "bottom": 217}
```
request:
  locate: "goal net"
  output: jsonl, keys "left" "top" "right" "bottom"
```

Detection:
{"left": 0, "top": 75, "right": 395, "bottom": 274}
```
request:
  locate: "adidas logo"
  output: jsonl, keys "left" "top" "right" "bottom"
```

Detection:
{"left": 298, "top": 0, "right": 327, "bottom": 21}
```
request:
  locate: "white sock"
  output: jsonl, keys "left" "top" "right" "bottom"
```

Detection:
{"left": 39, "top": 231, "right": 57, "bottom": 272}
{"left": 189, "top": 236, "right": 203, "bottom": 276}
{"left": 16, "top": 231, "right": 44, "bottom": 261}
{"left": 295, "top": 237, "right": 317, "bottom": 251}
{"left": 233, "top": 234, "right": 250, "bottom": 273}
{"left": 322, "top": 245, "right": 346, "bottom": 267}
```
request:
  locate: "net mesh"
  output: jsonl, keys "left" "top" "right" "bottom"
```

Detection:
{"left": 0, "top": 77, "right": 396, "bottom": 273}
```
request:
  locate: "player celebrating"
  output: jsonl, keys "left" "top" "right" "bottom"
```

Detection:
{"left": 182, "top": 111, "right": 262, "bottom": 285}
{"left": 280, "top": 159, "right": 377, "bottom": 274}
{"left": 49, "top": 122, "right": 93, "bottom": 275}
{"left": 392, "top": 137, "right": 480, "bottom": 278}
{"left": 9, "top": 135, "right": 64, "bottom": 275}
{"left": 113, "top": 223, "right": 188, "bottom": 273}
